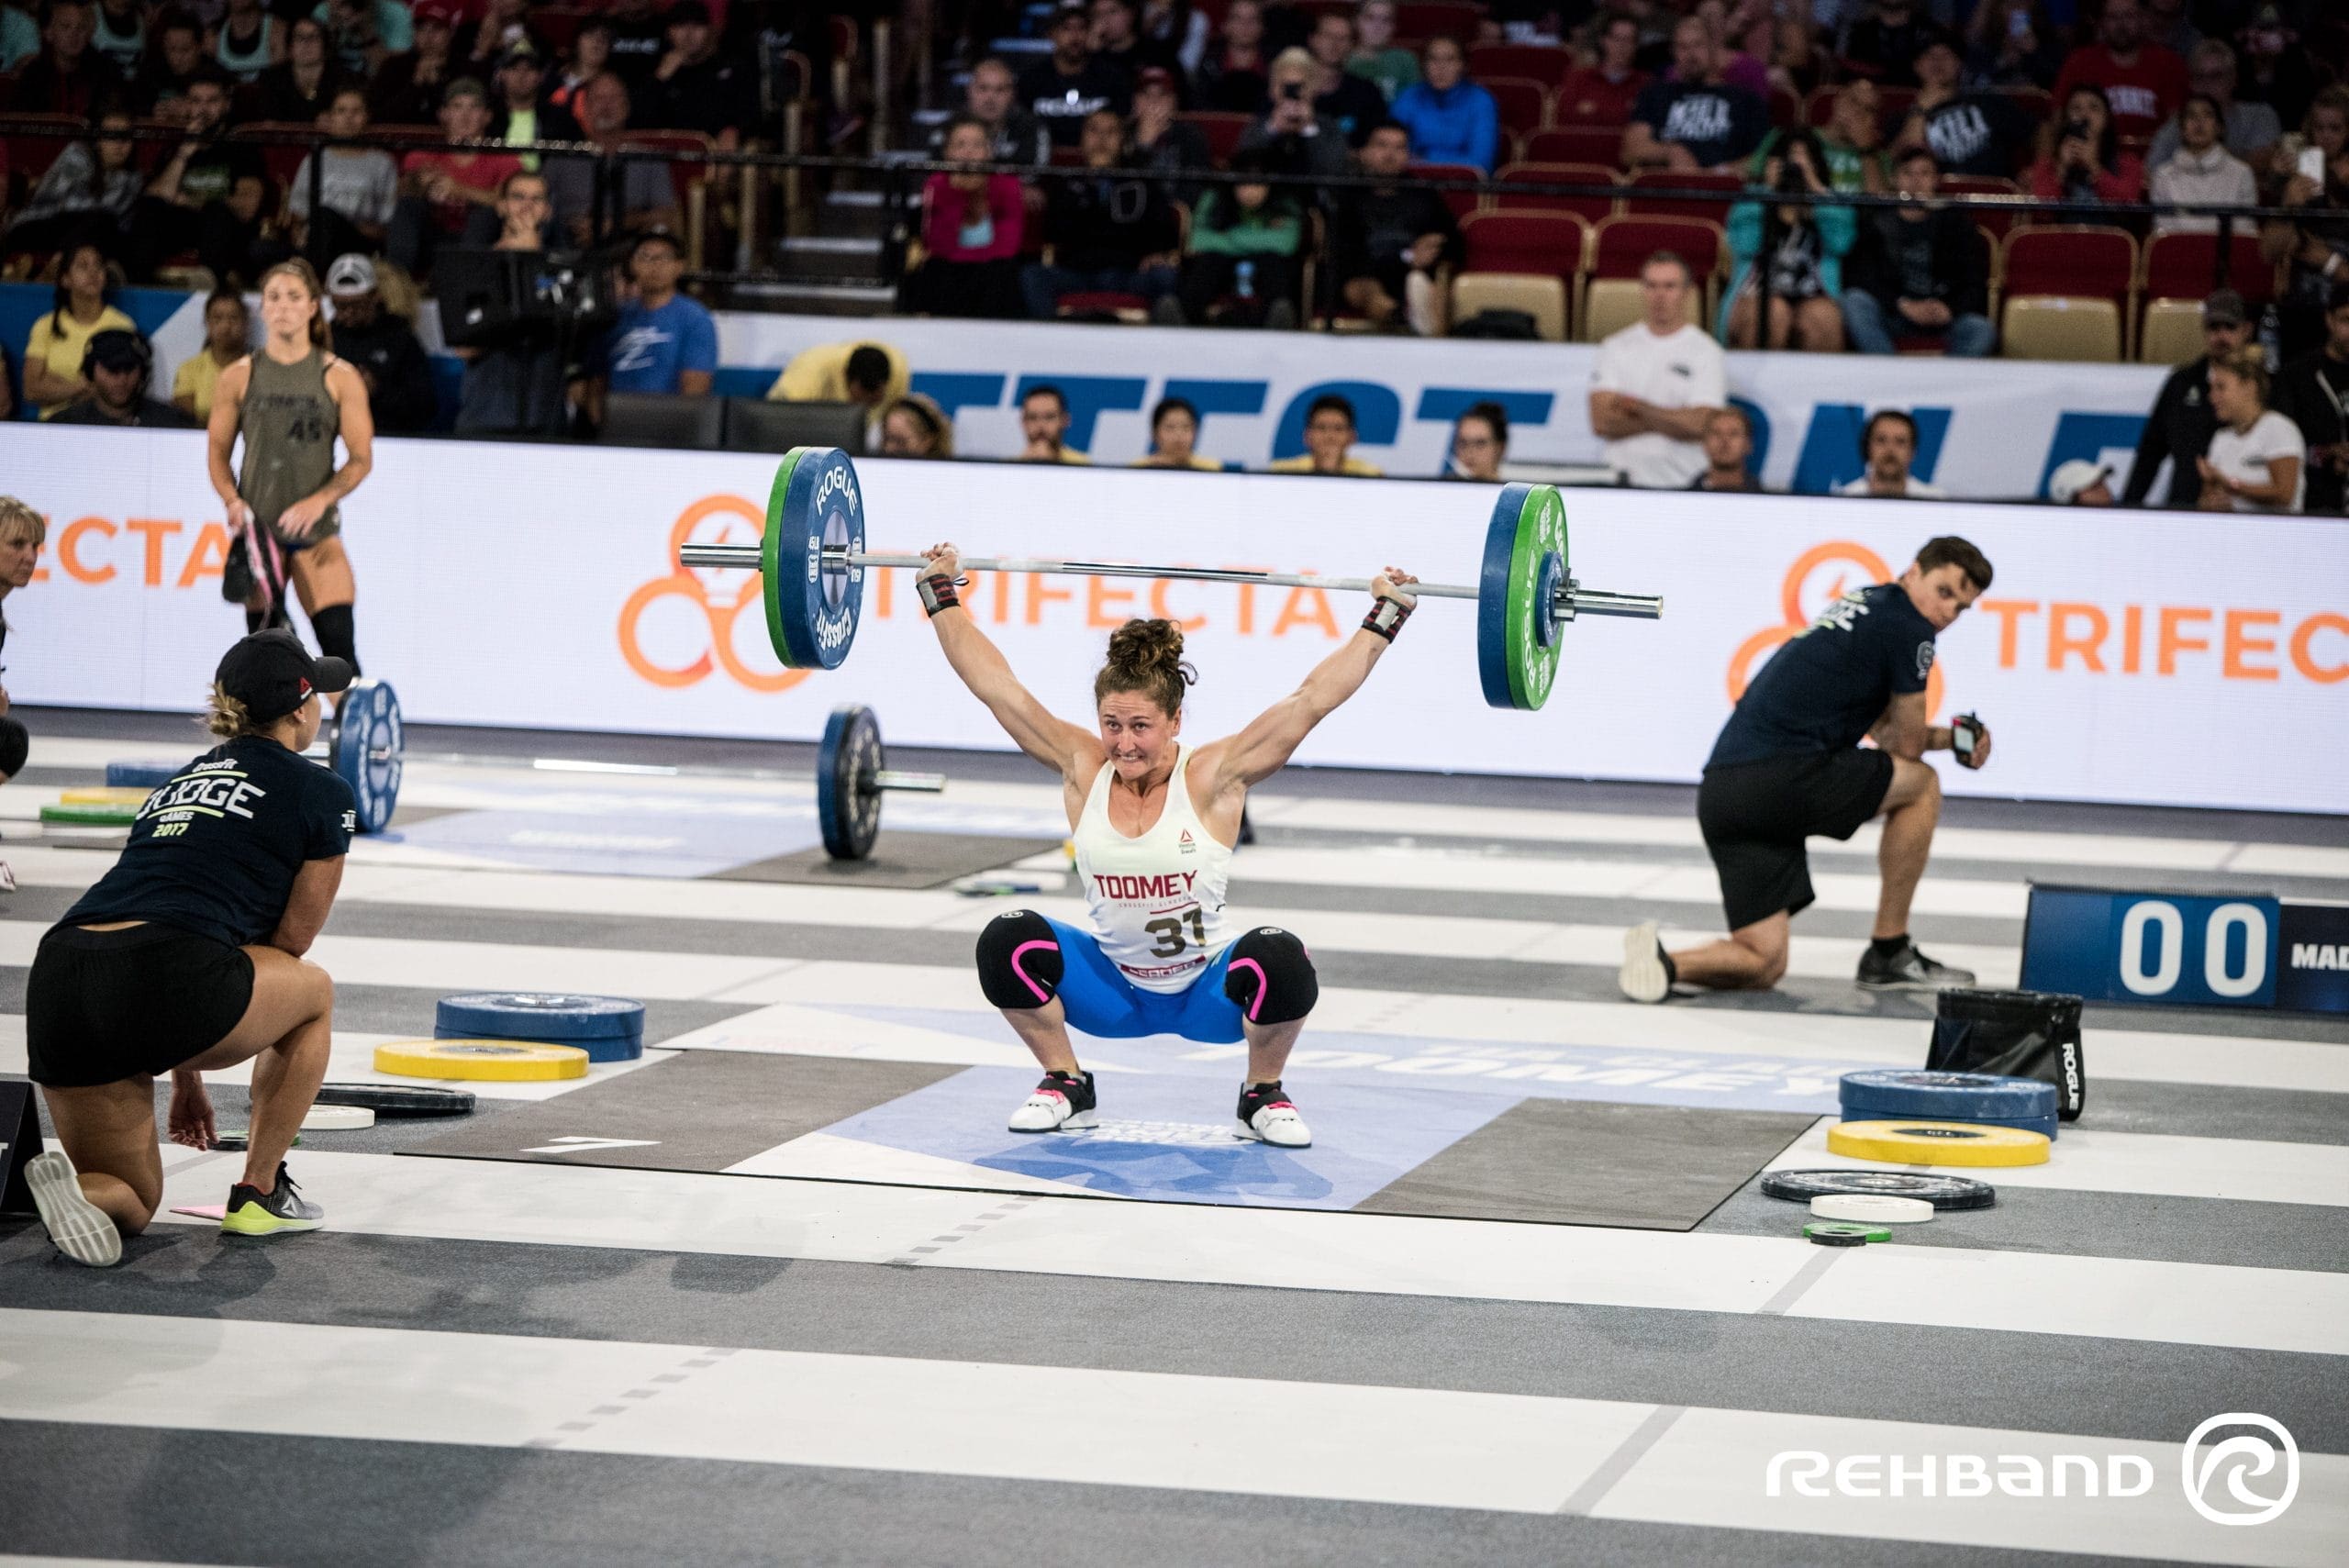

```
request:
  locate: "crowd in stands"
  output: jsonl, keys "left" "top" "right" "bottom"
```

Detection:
{"left": 1, "top": 0, "right": 2342, "bottom": 509}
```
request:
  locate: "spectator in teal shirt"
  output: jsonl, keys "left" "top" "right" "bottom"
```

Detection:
{"left": 1160, "top": 152, "right": 1304, "bottom": 328}
{"left": 314, "top": 0, "right": 411, "bottom": 78}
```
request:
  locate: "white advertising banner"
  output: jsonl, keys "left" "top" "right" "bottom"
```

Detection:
{"left": 6, "top": 426, "right": 2344, "bottom": 813}
{"left": 692, "top": 312, "right": 2175, "bottom": 500}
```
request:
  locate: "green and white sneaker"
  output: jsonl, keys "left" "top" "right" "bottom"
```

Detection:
{"left": 220, "top": 1164, "right": 325, "bottom": 1237}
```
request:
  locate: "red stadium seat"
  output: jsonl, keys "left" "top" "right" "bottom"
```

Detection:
{"left": 0, "top": 113, "right": 80, "bottom": 189}
{"left": 1483, "top": 77, "right": 1551, "bottom": 139}
{"left": 1522, "top": 125, "right": 1627, "bottom": 167}
{"left": 2003, "top": 224, "right": 2138, "bottom": 351}
{"left": 2142, "top": 230, "right": 2277, "bottom": 308}
{"left": 1458, "top": 209, "right": 1589, "bottom": 282}
{"left": 1591, "top": 213, "right": 1724, "bottom": 283}
{"left": 1397, "top": 1, "right": 1483, "bottom": 39}
{"left": 1408, "top": 161, "right": 1485, "bottom": 220}
{"left": 228, "top": 123, "right": 316, "bottom": 198}
{"left": 1768, "top": 86, "right": 1801, "bottom": 128}
{"left": 1176, "top": 111, "right": 1252, "bottom": 167}
{"left": 1624, "top": 169, "right": 1744, "bottom": 224}
{"left": 1493, "top": 161, "right": 1620, "bottom": 224}
{"left": 1467, "top": 45, "right": 1574, "bottom": 87}
{"left": 1941, "top": 174, "right": 2026, "bottom": 239}
{"left": 533, "top": 7, "right": 584, "bottom": 53}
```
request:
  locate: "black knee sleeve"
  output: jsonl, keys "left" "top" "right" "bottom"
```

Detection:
{"left": 309, "top": 603, "right": 359, "bottom": 676}
{"left": 0, "top": 716, "right": 27, "bottom": 777}
{"left": 976, "top": 909, "right": 1063, "bottom": 1010}
{"left": 1224, "top": 926, "right": 1317, "bottom": 1027}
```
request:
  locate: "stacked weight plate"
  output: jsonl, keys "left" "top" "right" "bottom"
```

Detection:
{"left": 1839, "top": 1069, "right": 2061, "bottom": 1141}
{"left": 433, "top": 992, "right": 647, "bottom": 1062}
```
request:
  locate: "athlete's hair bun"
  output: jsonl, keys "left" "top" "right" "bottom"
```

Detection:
{"left": 1096, "top": 617, "right": 1197, "bottom": 714}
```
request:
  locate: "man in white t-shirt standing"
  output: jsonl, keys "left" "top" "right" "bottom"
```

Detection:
{"left": 1836, "top": 409, "right": 1947, "bottom": 499}
{"left": 1588, "top": 252, "right": 1727, "bottom": 488}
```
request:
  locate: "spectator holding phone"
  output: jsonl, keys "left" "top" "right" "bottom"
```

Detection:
{"left": 2264, "top": 86, "right": 2349, "bottom": 361}
{"left": 1720, "top": 128, "right": 1851, "bottom": 352}
{"left": 2026, "top": 83, "right": 2145, "bottom": 206}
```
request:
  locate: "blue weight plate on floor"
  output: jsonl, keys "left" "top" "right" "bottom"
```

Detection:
{"left": 817, "top": 703, "right": 883, "bottom": 860}
{"left": 765, "top": 445, "right": 864, "bottom": 670}
{"left": 1839, "top": 1069, "right": 2058, "bottom": 1122}
{"left": 435, "top": 1025, "right": 643, "bottom": 1063}
{"left": 435, "top": 993, "right": 647, "bottom": 1041}
{"left": 330, "top": 678, "right": 404, "bottom": 834}
{"left": 106, "top": 760, "right": 184, "bottom": 790}
{"left": 1837, "top": 1107, "right": 2060, "bottom": 1141}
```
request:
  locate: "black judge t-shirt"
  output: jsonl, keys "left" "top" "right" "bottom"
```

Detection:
{"left": 1707, "top": 582, "right": 1936, "bottom": 769}
{"left": 60, "top": 737, "right": 356, "bottom": 949}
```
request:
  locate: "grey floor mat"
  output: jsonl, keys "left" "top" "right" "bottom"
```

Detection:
{"left": 708, "top": 831, "right": 1063, "bottom": 889}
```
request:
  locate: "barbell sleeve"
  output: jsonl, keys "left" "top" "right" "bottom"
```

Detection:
{"left": 1561, "top": 588, "right": 1665, "bottom": 619}
{"left": 871, "top": 770, "right": 948, "bottom": 793}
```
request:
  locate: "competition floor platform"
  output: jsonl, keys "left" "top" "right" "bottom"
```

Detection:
{"left": 3, "top": 708, "right": 2346, "bottom": 1568}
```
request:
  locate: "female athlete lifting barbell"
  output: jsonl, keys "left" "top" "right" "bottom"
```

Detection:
{"left": 22, "top": 631, "right": 355, "bottom": 1265}
{"left": 918, "top": 542, "right": 1421, "bottom": 1149}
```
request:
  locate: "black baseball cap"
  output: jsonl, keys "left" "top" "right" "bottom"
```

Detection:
{"left": 216, "top": 630, "right": 352, "bottom": 723}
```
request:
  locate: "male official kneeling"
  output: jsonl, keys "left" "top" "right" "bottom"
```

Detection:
{"left": 1620, "top": 535, "right": 1995, "bottom": 1000}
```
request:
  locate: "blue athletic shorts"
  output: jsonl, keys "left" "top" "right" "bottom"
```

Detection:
{"left": 1043, "top": 916, "right": 1247, "bottom": 1043}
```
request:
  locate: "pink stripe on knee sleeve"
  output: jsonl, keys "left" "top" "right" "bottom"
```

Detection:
{"left": 1009, "top": 940, "right": 1059, "bottom": 1005}
{"left": 1229, "top": 957, "right": 1268, "bottom": 1022}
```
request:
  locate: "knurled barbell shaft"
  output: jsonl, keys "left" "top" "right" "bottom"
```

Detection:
{"left": 305, "top": 741, "right": 947, "bottom": 790}
{"left": 676, "top": 543, "right": 1663, "bottom": 619}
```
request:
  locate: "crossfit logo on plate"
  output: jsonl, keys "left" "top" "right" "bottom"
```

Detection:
{"left": 618, "top": 495, "right": 812, "bottom": 694}
{"left": 2181, "top": 1413, "right": 2299, "bottom": 1527}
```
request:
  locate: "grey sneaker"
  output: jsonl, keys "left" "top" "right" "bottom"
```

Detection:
{"left": 27, "top": 1151, "right": 122, "bottom": 1266}
{"left": 1619, "top": 921, "right": 1671, "bottom": 1004}
{"left": 1855, "top": 940, "right": 1976, "bottom": 992}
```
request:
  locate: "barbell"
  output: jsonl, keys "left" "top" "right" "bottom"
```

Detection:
{"left": 676, "top": 447, "right": 1664, "bottom": 712}
{"left": 105, "top": 687, "right": 943, "bottom": 859}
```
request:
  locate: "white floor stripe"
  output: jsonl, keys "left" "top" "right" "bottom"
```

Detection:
{"left": 0, "top": 1015, "right": 667, "bottom": 1102}
{"left": 134, "top": 1153, "right": 2349, "bottom": 1355}
{"left": 0, "top": 900, "right": 2022, "bottom": 998}
{"left": 1767, "top": 1117, "right": 2349, "bottom": 1208}
{"left": 691, "top": 959, "right": 2349, "bottom": 1095}
{"left": 2, "top": 1307, "right": 2341, "bottom": 1562}
{"left": 19, "top": 738, "right": 2343, "bottom": 879}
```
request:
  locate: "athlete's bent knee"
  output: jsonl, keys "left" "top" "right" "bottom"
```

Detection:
{"left": 0, "top": 715, "right": 27, "bottom": 778}
{"left": 976, "top": 909, "right": 1063, "bottom": 1010}
{"left": 1224, "top": 927, "right": 1317, "bottom": 1026}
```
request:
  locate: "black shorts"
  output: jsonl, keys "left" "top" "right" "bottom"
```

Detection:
{"left": 25, "top": 923, "right": 255, "bottom": 1088}
{"left": 1697, "top": 750, "right": 1896, "bottom": 932}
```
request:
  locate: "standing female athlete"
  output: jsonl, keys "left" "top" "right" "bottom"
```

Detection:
{"left": 207, "top": 258, "right": 373, "bottom": 677}
{"left": 23, "top": 631, "right": 352, "bottom": 1265}
{"left": 920, "top": 543, "right": 1419, "bottom": 1148}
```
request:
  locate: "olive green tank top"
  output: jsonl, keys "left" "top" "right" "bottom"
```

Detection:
{"left": 237, "top": 346, "right": 340, "bottom": 534}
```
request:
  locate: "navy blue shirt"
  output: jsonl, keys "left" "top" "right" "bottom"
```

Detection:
{"left": 1708, "top": 581, "right": 1936, "bottom": 769}
{"left": 60, "top": 737, "right": 355, "bottom": 949}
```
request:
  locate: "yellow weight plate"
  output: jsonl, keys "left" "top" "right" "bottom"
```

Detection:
{"left": 1827, "top": 1119, "right": 2051, "bottom": 1168}
{"left": 372, "top": 1039, "right": 590, "bottom": 1082}
{"left": 61, "top": 786, "right": 156, "bottom": 807}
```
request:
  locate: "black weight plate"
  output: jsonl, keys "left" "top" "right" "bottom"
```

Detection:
{"left": 313, "top": 1083, "right": 477, "bottom": 1117}
{"left": 1761, "top": 1169, "right": 1997, "bottom": 1211}
{"left": 818, "top": 704, "right": 884, "bottom": 860}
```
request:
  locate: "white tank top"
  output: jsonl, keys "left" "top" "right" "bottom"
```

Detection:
{"left": 1073, "top": 747, "right": 1235, "bottom": 994}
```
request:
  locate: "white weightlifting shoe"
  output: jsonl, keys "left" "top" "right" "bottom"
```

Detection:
{"left": 27, "top": 1151, "right": 122, "bottom": 1267}
{"left": 1008, "top": 1070, "right": 1097, "bottom": 1133}
{"left": 1619, "top": 921, "right": 1672, "bottom": 1004}
{"left": 1234, "top": 1082, "right": 1311, "bottom": 1148}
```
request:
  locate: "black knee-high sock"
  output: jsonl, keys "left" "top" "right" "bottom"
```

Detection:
{"left": 310, "top": 604, "right": 359, "bottom": 676}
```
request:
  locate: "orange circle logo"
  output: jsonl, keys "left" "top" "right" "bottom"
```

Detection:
{"left": 1727, "top": 541, "right": 1944, "bottom": 715}
{"left": 618, "top": 495, "right": 809, "bottom": 694}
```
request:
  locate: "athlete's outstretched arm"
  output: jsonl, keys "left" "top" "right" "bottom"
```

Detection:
{"left": 1209, "top": 570, "right": 1416, "bottom": 789}
{"left": 919, "top": 543, "right": 1096, "bottom": 773}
